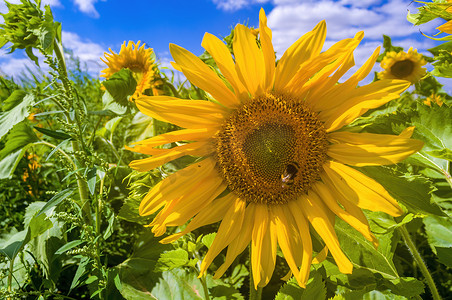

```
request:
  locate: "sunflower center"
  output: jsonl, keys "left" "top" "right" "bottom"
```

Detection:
{"left": 390, "top": 59, "right": 414, "bottom": 78}
{"left": 214, "top": 93, "right": 328, "bottom": 205}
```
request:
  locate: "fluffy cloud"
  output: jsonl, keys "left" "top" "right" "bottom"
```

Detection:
{"left": 72, "top": 0, "right": 102, "bottom": 18}
{"left": 213, "top": 0, "right": 269, "bottom": 11}
{"left": 62, "top": 31, "right": 105, "bottom": 74}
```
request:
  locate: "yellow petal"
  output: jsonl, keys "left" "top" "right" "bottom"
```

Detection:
{"left": 312, "top": 182, "right": 378, "bottom": 247}
{"left": 327, "top": 131, "right": 424, "bottom": 166}
{"left": 296, "top": 193, "right": 353, "bottom": 274}
{"left": 320, "top": 79, "right": 410, "bottom": 132}
{"left": 201, "top": 33, "right": 248, "bottom": 101}
{"left": 129, "top": 141, "right": 214, "bottom": 171}
{"left": 312, "top": 246, "right": 328, "bottom": 264}
{"left": 214, "top": 204, "right": 255, "bottom": 278}
{"left": 312, "top": 46, "right": 380, "bottom": 112}
{"left": 322, "top": 161, "right": 403, "bottom": 216}
{"left": 170, "top": 44, "right": 238, "bottom": 108}
{"left": 272, "top": 205, "right": 301, "bottom": 282}
{"left": 151, "top": 175, "right": 227, "bottom": 236}
{"left": 139, "top": 158, "right": 216, "bottom": 216}
{"left": 233, "top": 24, "right": 265, "bottom": 97}
{"left": 199, "top": 197, "right": 247, "bottom": 275}
{"left": 437, "top": 20, "right": 452, "bottom": 34}
{"left": 287, "top": 37, "right": 361, "bottom": 96}
{"left": 275, "top": 20, "right": 326, "bottom": 92}
{"left": 287, "top": 200, "right": 312, "bottom": 287}
{"left": 259, "top": 8, "right": 275, "bottom": 92}
{"left": 251, "top": 204, "right": 277, "bottom": 288}
{"left": 161, "top": 192, "right": 238, "bottom": 244}
{"left": 136, "top": 95, "right": 225, "bottom": 129}
{"left": 127, "top": 127, "right": 218, "bottom": 153}
{"left": 297, "top": 32, "right": 364, "bottom": 102}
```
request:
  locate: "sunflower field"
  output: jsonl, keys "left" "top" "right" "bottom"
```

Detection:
{"left": 0, "top": 0, "right": 451, "bottom": 299}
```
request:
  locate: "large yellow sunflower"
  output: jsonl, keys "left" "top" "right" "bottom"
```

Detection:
{"left": 101, "top": 41, "right": 161, "bottom": 100}
{"left": 127, "top": 9, "right": 423, "bottom": 288}
{"left": 378, "top": 47, "right": 427, "bottom": 84}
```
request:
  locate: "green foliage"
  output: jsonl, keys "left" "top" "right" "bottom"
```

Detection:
{"left": 0, "top": 90, "right": 34, "bottom": 139}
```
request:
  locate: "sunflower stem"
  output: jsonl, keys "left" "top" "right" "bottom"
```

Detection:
{"left": 199, "top": 274, "right": 210, "bottom": 300}
{"left": 399, "top": 225, "right": 441, "bottom": 300}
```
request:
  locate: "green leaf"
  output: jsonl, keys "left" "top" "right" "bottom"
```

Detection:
{"left": 202, "top": 233, "right": 216, "bottom": 249}
{"left": 436, "top": 247, "right": 452, "bottom": 268}
{"left": 34, "top": 126, "right": 72, "bottom": 140}
{"left": 70, "top": 256, "right": 90, "bottom": 291}
{"left": 125, "top": 112, "right": 154, "bottom": 144}
{"left": 275, "top": 270, "right": 326, "bottom": 300}
{"left": 102, "top": 68, "right": 137, "bottom": 107}
{"left": 54, "top": 240, "right": 84, "bottom": 256}
{"left": 411, "top": 104, "right": 452, "bottom": 175}
{"left": 210, "top": 285, "right": 244, "bottom": 300}
{"left": 0, "top": 121, "right": 38, "bottom": 160}
{"left": 359, "top": 166, "right": 445, "bottom": 216}
{"left": 37, "top": 188, "right": 74, "bottom": 217}
{"left": 424, "top": 215, "right": 452, "bottom": 249}
{"left": 150, "top": 268, "right": 204, "bottom": 300}
{"left": 0, "top": 148, "right": 27, "bottom": 179}
{"left": 117, "top": 233, "right": 172, "bottom": 299}
{"left": 155, "top": 249, "right": 189, "bottom": 272}
{"left": 0, "top": 229, "right": 30, "bottom": 260}
{"left": 102, "top": 90, "right": 128, "bottom": 115}
{"left": 388, "top": 277, "right": 425, "bottom": 298}
{"left": 0, "top": 91, "right": 34, "bottom": 139}
{"left": 425, "top": 148, "right": 452, "bottom": 161}
{"left": 87, "top": 166, "right": 97, "bottom": 195}
{"left": 335, "top": 218, "right": 399, "bottom": 279}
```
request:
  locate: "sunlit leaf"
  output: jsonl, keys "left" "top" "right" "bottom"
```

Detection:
{"left": 154, "top": 249, "right": 189, "bottom": 272}
{"left": 0, "top": 91, "right": 34, "bottom": 139}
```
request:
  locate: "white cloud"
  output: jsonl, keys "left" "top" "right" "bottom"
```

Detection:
{"left": 213, "top": 0, "right": 269, "bottom": 11}
{"left": 62, "top": 31, "right": 105, "bottom": 75}
{"left": 72, "top": 0, "right": 101, "bottom": 18}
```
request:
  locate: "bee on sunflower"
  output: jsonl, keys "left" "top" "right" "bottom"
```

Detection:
{"left": 127, "top": 9, "right": 423, "bottom": 288}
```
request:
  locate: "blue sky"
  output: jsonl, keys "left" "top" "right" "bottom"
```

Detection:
{"left": 0, "top": 0, "right": 449, "bottom": 86}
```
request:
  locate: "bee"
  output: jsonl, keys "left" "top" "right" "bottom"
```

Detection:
{"left": 281, "top": 162, "right": 299, "bottom": 188}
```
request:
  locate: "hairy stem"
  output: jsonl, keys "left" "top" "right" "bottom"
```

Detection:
{"left": 399, "top": 225, "right": 441, "bottom": 300}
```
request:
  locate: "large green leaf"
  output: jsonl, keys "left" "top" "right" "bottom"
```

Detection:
{"left": 154, "top": 249, "right": 189, "bottom": 272}
{"left": 150, "top": 268, "right": 205, "bottom": 300}
{"left": 335, "top": 218, "right": 399, "bottom": 279}
{"left": 0, "top": 148, "right": 27, "bottom": 179}
{"left": 423, "top": 215, "right": 452, "bottom": 268}
{"left": 0, "top": 121, "right": 38, "bottom": 160}
{"left": 274, "top": 270, "right": 326, "bottom": 300}
{"left": 102, "top": 68, "right": 137, "bottom": 107}
{"left": 410, "top": 104, "right": 452, "bottom": 175}
{"left": 0, "top": 91, "right": 35, "bottom": 139}
{"left": 359, "top": 166, "right": 445, "bottom": 216}
{"left": 117, "top": 232, "right": 172, "bottom": 299}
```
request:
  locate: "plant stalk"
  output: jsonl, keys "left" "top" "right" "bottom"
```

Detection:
{"left": 199, "top": 274, "right": 210, "bottom": 300}
{"left": 7, "top": 257, "right": 14, "bottom": 298}
{"left": 399, "top": 225, "right": 441, "bottom": 300}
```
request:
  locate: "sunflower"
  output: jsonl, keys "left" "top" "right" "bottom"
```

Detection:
{"left": 378, "top": 47, "right": 427, "bottom": 84}
{"left": 424, "top": 93, "right": 444, "bottom": 107}
{"left": 100, "top": 41, "right": 161, "bottom": 100}
{"left": 127, "top": 9, "right": 423, "bottom": 288}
